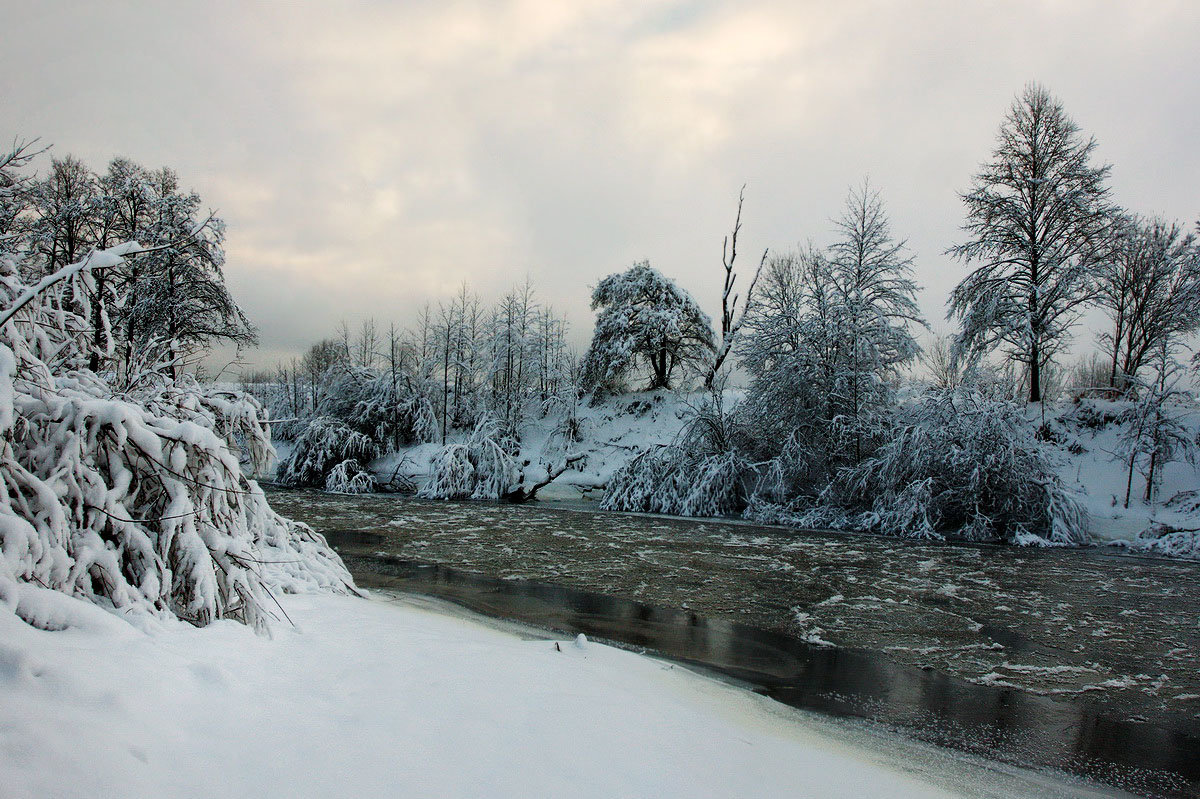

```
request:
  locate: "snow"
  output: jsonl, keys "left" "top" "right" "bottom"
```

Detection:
{"left": 375, "top": 389, "right": 692, "bottom": 501}
{"left": 0, "top": 590, "right": 1079, "bottom": 799}
{"left": 1052, "top": 398, "right": 1200, "bottom": 551}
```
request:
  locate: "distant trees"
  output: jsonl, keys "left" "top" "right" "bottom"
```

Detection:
{"left": 1095, "top": 216, "right": 1200, "bottom": 391}
{"left": 7, "top": 150, "right": 254, "bottom": 377}
{"left": 582, "top": 261, "right": 714, "bottom": 392}
{"left": 949, "top": 83, "right": 1115, "bottom": 403}
{"left": 268, "top": 278, "right": 571, "bottom": 489}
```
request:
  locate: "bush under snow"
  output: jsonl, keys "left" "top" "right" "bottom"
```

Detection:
{"left": 760, "top": 390, "right": 1088, "bottom": 544}
{"left": 0, "top": 250, "right": 353, "bottom": 633}
{"left": 324, "top": 458, "right": 378, "bottom": 494}
{"left": 1111, "top": 524, "right": 1200, "bottom": 559}
{"left": 602, "top": 398, "right": 752, "bottom": 517}
{"left": 418, "top": 418, "right": 518, "bottom": 500}
{"left": 276, "top": 416, "right": 379, "bottom": 488}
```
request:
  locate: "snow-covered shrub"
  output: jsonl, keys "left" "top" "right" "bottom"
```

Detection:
{"left": 324, "top": 458, "right": 378, "bottom": 494}
{"left": 1111, "top": 524, "right": 1200, "bottom": 560}
{"left": 319, "top": 365, "right": 437, "bottom": 447}
{"left": 602, "top": 396, "right": 752, "bottom": 517}
{"left": 0, "top": 246, "right": 353, "bottom": 633}
{"left": 419, "top": 417, "right": 518, "bottom": 500}
{"left": 276, "top": 416, "right": 378, "bottom": 488}
{"left": 602, "top": 448, "right": 752, "bottom": 517}
{"left": 783, "top": 389, "right": 1088, "bottom": 544}
{"left": 1059, "top": 397, "right": 1123, "bottom": 431}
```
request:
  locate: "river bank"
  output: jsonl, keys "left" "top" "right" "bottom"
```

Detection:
{"left": 264, "top": 485, "right": 1200, "bottom": 796}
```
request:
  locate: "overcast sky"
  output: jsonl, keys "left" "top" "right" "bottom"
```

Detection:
{"left": 5, "top": 1, "right": 1200, "bottom": 370}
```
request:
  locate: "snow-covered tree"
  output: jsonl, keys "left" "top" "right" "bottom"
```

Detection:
{"left": 948, "top": 83, "right": 1116, "bottom": 403}
{"left": 582, "top": 261, "right": 714, "bottom": 393}
{"left": 129, "top": 167, "right": 255, "bottom": 376}
{"left": 735, "top": 247, "right": 844, "bottom": 488}
{"left": 734, "top": 182, "right": 921, "bottom": 490}
{"left": 827, "top": 179, "right": 924, "bottom": 462}
{"left": 0, "top": 140, "right": 41, "bottom": 244}
{"left": 28, "top": 155, "right": 98, "bottom": 276}
{"left": 1114, "top": 343, "right": 1197, "bottom": 507}
{"left": 1095, "top": 216, "right": 1200, "bottom": 391}
{"left": 0, "top": 142, "right": 352, "bottom": 631}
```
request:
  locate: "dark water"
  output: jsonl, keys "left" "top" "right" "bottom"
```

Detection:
{"left": 266, "top": 486, "right": 1200, "bottom": 798}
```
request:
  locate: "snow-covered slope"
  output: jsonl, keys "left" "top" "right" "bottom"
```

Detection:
{"left": 1, "top": 590, "right": 1101, "bottom": 799}
{"left": 1051, "top": 399, "right": 1200, "bottom": 548}
{"left": 374, "top": 389, "right": 695, "bottom": 502}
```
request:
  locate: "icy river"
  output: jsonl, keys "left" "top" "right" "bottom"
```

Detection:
{"left": 265, "top": 486, "right": 1200, "bottom": 798}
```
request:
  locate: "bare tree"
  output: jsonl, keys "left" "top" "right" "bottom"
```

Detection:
{"left": 356, "top": 318, "right": 379, "bottom": 369}
{"left": 1096, "top": 216, "right": 1200, "bottom": 391}
{"left": 949, "top": 83, "right": 1116, "bottom": 402}
{"left": 706, "top": 185, "right": 766, "bottom": 388}
{"left": 923, "top": 334, "right": 963, "bottom": 390}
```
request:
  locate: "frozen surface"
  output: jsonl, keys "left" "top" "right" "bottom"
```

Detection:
{"left": 0, "top": 591, "right": 1095, "bottom": 799}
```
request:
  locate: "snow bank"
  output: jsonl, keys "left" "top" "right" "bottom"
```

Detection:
{"left": 0, "top": 590, "right": 1062, "bottom": 799}
{"left": 1051, "top": 398, "right": 1200, "bottom": 546}
{"left": 376, "top": 390, "right": 692, "bottom": 501}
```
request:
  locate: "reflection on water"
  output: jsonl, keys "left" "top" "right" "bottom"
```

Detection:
{"left": 265, "top": 486, "right": 1200, "bottom": 797}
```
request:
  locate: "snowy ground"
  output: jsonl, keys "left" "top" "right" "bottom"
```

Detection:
{"left": 373, "top": 389, "right": 691, "bottom": 501}
{"left": 0, "top": 590, "right": 1111, "bottom": 799}
{"left": 1051, "top": 399, "right": 1200, "bottom": 549}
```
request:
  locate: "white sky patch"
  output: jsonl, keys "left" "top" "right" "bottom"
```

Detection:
{"left": 4, "top": 0, "right": 1200, "bottom": 369}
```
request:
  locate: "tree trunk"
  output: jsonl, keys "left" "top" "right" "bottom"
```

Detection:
{"left": 1029, "top": 344, "right": 1042, "bottom": 403}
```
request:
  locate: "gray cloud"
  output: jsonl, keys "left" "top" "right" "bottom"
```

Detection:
{"left": 4, "top": 0, "right": 1199, "bottom": 370}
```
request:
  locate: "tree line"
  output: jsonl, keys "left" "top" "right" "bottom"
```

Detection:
{"left": 258, "top": 82, "right": 1199, "bottom": 539}
{"left": 0, "top": 144, "right": 253, "bottom": 379}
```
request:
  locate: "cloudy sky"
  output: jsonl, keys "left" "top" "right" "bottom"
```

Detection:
{"left": 5, "top": 1, "right": 1200, "bottom": 369}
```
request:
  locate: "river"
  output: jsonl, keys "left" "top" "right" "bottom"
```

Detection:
{"left": 265, "top": 486, "right": 1200, "bottom": 798}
